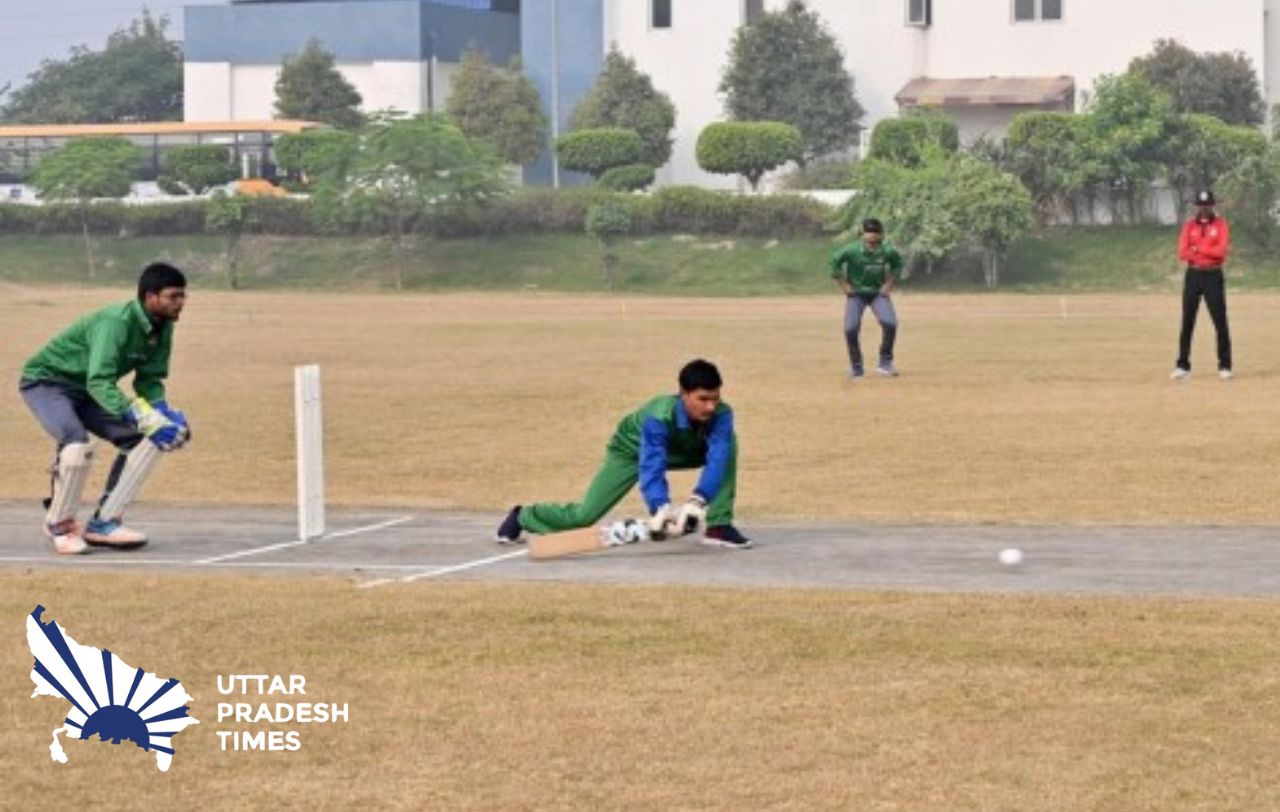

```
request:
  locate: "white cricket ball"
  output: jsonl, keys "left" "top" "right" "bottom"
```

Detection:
{"left": 998, "top": 548, "right": 1024, "bottom": 567}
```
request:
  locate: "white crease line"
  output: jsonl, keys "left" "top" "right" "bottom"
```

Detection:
{"left": 0, "top": 556, "right": 462, "bottom": 571}
{"left": 196, "top": 515, "right": 413, "bottom": 564}
{"left": 358, "top": 549, "right": 528, "bottom": 589}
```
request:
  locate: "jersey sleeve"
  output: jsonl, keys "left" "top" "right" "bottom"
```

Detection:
{"left": 84, "top": 318, "right": 133, "bottom": 415}
{"left": 693, "top": 409, "right": 734, "bottom": 502}
{"left": 132, "top": 330, "right": 171, "bottom": 403}
{"left": 638, "top": 415, "right": 672, "bottom": 511}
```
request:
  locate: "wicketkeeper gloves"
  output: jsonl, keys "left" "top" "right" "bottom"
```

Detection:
{"left": 125, "top": 397, "right": 190, "bottom": 451}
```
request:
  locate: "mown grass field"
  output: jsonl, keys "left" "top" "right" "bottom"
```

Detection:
{"left": 5, "top": 573, "right": 1280, "bottom": 811}
{"left": 5, "top": 276, "right": 1280, "bottom": 809}
{"left": 4, "top": 286, "right": 1280, "bottom": 523}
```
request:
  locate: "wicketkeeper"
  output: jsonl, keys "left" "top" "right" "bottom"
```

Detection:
{"left": 495, "top": 358, "right": 750, "bottom": 548}
{"left": 18, "top": 262, "right": 192, "bottom": 554}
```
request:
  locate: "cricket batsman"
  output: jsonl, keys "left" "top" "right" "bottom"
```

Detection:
{"left": 495, "top": 358, "right": 751, "bottom": 548}
{"left": 18, "top": 262, "right": 192, "bottom": 554}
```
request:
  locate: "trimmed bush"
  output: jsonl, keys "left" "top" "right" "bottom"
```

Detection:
{"left": 159, "top": 145, "right": 236, "bottom": 195}
{"left": 597, "top": 163, "right": 655, "bottom": 192}
{"left": 695, "top": 121, "right": 803, "bottom": 190}
{"left": 868, "top": 114, "right": 959, "bottom": 167}
{"left": 555, "top": 128, "right": 646, "bottom": 178}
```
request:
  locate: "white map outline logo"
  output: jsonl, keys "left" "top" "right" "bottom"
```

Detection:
{"left": 26, "top": 605, "right": 199, "bottom": 771}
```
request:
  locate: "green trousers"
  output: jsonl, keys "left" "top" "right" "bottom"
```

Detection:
{"left": 519, "top": 444, "right": 738, "bottom": 534}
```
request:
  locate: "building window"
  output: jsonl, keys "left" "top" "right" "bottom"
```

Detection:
{"left": 652, "top": 0, "right": 672, "bottom": 29}
{"left": 744, "top": 0, "right": 764, "bottom": 24}
{"left": 907, "top": 0, "right": 931, "bottom": 26}
{"left": 1014, "top": 0, "right": 1062, "bottom": 21}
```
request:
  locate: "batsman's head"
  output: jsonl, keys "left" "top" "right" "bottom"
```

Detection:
{"left": 861, "top": 218, "right": 884, "bottom": 249}
{"left": 138, "top": 262, "right": 187, "bottom": 322}
{"left": 678, "top": 358, "right": 722, "bottom": 423}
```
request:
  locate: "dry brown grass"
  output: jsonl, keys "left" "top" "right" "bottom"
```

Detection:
{"left": 4, "top": 286, "right": 1279, "bottom": 524}
{"left": 5, "top": 572, "right": 1279, "bottom": 811}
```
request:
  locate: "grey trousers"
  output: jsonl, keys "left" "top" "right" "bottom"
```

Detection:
{"left": 844, "top": 294, "right": 898, "bottom": 371}
{"left": 19, "top": 379, "right": 143, "bottom": 510}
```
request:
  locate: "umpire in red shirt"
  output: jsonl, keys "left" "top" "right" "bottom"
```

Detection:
{"left": 1172, "top": 190, "right": 1232, "bottom": 381}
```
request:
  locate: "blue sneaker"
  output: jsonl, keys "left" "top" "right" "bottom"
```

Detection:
{"left": 494, "top": 505, "right": 525, "bottom": 544}
{"left": 83, "top": 517, "right": 148, "bottom": 549}
{"left": 850, "top": 365, "right": 865, "bottom": 379}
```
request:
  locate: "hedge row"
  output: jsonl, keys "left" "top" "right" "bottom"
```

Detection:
{"left": 0, "top": 187, "right": 832, "bottom": 240}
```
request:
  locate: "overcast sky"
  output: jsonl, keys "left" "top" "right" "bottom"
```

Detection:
{"left": 0, "top": 1, "right": 226, "bottom": 100}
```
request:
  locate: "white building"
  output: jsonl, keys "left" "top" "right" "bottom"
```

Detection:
{"left": 606, "top": 0, "right": 1280, "bottom": 188}
{"left": 184, "top": 1, "right": 1280, "bottom": 188}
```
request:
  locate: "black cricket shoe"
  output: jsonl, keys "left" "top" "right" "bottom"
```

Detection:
{"left": 702, "top": 524, "right": 752, "bottom": 549}
{"left": 494, "top": 505, "right": 525, "bottom": 544}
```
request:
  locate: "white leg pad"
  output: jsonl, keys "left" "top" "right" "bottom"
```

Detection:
{"left": 45, "top": 442, "right": 95, "bottom": 526}
{"left": 97, "top": 442, "right": 161, "bottom": 521}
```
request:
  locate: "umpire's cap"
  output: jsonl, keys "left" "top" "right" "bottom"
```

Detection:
{"left": 1194, "top": 189, "right": 1216, "bottom": 206}
{"left": 861, "top": 218, "right": 885, "bottom": 234}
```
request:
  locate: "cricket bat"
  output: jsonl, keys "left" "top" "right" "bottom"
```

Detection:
{"left": 527, "top": 525, "right": 612, "bottom": 560}
{"left": 527, "top": 516, "right": 699, "bottom": 561}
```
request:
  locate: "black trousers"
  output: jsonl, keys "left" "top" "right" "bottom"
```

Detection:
{"left": 1177, "top": 268, "right": 1231, "bottom": 371}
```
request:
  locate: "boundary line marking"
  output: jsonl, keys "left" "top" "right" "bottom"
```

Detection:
{"left": 358, "top": 549, "right": 528, "bottom": 589}
{"left": 195, "top": 515, "right": 413, "bottom": 565}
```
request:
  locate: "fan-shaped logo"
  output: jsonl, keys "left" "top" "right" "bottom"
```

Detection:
{"left": 26, "top": 605, "right": 199, "bottom": 771}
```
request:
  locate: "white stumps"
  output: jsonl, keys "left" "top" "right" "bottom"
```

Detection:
{"left": 294, "top": 364, "right": 325, "bottom": 541}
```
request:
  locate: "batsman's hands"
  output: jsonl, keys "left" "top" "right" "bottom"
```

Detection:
{"left": 125, "top": 397, "right": 188, "bottom": 451}
{"left": 675, "top": 495, "right": 707, "bottom": 537}
{"left": 647, "top": 503, "right": 677, "bottom": 540}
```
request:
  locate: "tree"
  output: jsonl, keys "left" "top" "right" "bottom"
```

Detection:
{"left": 2, "top": 12, "right": 181, "bottom": 123}
{"left": 570, "top": 49, "right": 676, "bottom": 167}
{"left": 446, "top": 49, "right": 547, "bottom": 166}
{"left": 584, "top": 200, "right": 632, "bottom": 289}
{"left": 597, "top": 164, "right": 655, "bottom": 192}
{"left": 555, "top": 128, "right": 646, "bottom": 179}
{"left": 867, "top": 112, "right": 959, "bottom": 168}
{"left": 719, "top": 0, "right": 864, "bottom": 165}
{"left": 28, "top": 137, "right": 139, "bottom": 277}
{"left": 947, "top": 157, "right": 1034, "bottom": 288}
{"left": 695, "top": 121, "right": 802, "bottom": 191}
{"left": 836, "top": 158, "right": 960, "bottom": 277}
{"left": 1087, "top": 73, "right": 1176, "bottom": 223}
{"left": 1006, "top": 111, "right": 1105, "bottom": 224}
{"left": 314, "top": 113, "right": 508, "bottom": 290}
{"left": 274, "top": 40, "right": 364, "bottom": 129}
{"left": 274, "top": 130, "right": 359, "bottom": 188}
{"left": 205, "top": 191, "right": 255, "bottom": 290}
{"left": 1129, "top": 39, "right": 1265, "bottom": 126}
{"left": 1161, "top": 114, "right": 1267, "bottom": 221}
{"left": 157, "top": 145, "right": 236, "bottom": 196}
{"left": 1218, "top": 147, "right": 1280, "bottom": 252}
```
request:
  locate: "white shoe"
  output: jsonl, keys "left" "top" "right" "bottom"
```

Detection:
{"left": 1170, "top": 367, "right": 1191, "bottom": 381}
{"left": 1218, "top": 369, "right": 1234, "bottom": 381}
{"left": 83, "top": 517, "right": 148, "bottom": 549}
{"left": 44, "top": 521, "right": 89, "bottom": 555}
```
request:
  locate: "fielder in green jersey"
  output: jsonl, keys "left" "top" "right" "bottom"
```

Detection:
{"left": 830, "top": 217, "right": 903, "bottom": 378}
{"left": 495, "top": 359, "right": 751, "bottom": 549}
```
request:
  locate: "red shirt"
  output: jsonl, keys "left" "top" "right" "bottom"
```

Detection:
{"left": 1178, "top": 215, "right": 1230, "bottom": 269}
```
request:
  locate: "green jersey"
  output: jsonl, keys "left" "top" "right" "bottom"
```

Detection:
{"left": 830, "top": 241, "right": 904, "bottom": 294}
{"left": 21, "top": 299, "right": 172, "bottom": 415}
{"left": 606, "top": 394, "right": 736, "bottom": 509}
